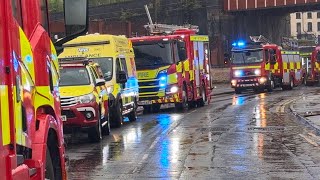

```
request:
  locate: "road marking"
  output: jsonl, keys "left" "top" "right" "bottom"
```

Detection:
{"left": 149, "top": 137, "right": 160, "bottom": 150}
{"left": 299, "top": 134, "right": 319, "bottom": 147}
{"left": 276, "top": 98, "right": 296, "bottom": 113}
{"left": 142, "top": 154, "right": 149, "bottom": 160}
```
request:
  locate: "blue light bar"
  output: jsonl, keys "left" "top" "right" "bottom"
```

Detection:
{"left": 232, "top": 40, "right": 246, "bottom": 47}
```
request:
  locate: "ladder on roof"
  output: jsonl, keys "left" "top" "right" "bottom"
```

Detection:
{"left": 249, "top": 35, "right": 272, "bottom": 44}
{"left": 144, "top": 5, "right": 199, "bottom": 34}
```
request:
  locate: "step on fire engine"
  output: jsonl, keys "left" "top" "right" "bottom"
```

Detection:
{"left": 0, "top": 1, "right": 88, "bottom": 180}
{"left": 130, "top": 5, "right": 212, "bottom": 113}
{"left": 230, "top": 35, "right": 306, "bottom": 94}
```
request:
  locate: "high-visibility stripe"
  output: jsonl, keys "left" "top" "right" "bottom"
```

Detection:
{"left": 1, "top": 85, "right": 10, "bottom": 145}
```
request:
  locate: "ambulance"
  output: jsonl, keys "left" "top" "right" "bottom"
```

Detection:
{"left": 59, "top": 34, "right": 139, "bottom": 127}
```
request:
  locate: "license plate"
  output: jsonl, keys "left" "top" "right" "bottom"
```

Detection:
{"left": 61, "top": 115, "right": 67, "bottom": 122}
{"left": 241, "top": 84, "right": 254, "bottom": 87}
{"left": 138, "top": 100, "right": 152, "bottom": 105}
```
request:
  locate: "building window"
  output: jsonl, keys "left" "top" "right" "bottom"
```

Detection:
{"left": 296, "top": 13, "right": 301, "bottom": 19}
{"left": 318, "top": 22, "right": 320, "bottom": 31}
{"left": 317, "top": 12, "right": 320, "bottom": 19}
{"left": 297, "top": 23, "right": 301, "bottom": 34}
{"left": 307, "top": 22, "right": 313, "bottom": 32}
{"left": 307, "top": 12, "right": 312, "bottom": 19}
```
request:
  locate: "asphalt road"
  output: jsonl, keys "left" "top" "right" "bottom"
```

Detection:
{"left": 65, "top": 86, "right": 320, "bottom": 180}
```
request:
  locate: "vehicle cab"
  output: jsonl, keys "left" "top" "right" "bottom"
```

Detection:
{"left": 309, "top": 46, "right": 320, "bottom": 85}
{"left": 59, "top": 59, "right": 110, "bottom": 142}
{"left": 230, "top": 41, "right": 273, "bottom": 93}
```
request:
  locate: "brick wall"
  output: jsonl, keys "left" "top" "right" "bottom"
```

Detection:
{"left": 211, "top": 68, "right": 230, "bottom": 83}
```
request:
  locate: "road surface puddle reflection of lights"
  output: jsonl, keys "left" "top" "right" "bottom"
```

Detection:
{"left": 232, "top": 96, "right": 245, "bottom": 105}
{"left": 253, "top": 94, "right": 267, "bottom": 160}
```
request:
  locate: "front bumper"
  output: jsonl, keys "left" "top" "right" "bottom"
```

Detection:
{"left": 61, "top": 102, "right": 99, "bottom": 128}
{"left": 138, "top": 93, "right": 180, "bottom": 105}
{"left": 231, "top": 77, "right": 267, "bottom": 89}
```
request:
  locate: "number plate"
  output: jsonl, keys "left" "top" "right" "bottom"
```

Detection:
{"left": 61, "top": 115, "right": 67, "bottom": 122}
{"left": 138, "top": 100, "right": 152, "bottom": 105}
{"left": 241, "top": 84, "right": 254, "bottom": 87}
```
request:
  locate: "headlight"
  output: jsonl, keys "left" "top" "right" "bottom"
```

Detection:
{"left": 76, "top": 93, "right": 95, "bottom": 104}
{"left": 158, "top": 70, "right": 167, "bottom": 88}
{"left": 107, "top": 86, "right": 114, "bottom": 94}
{"left": 254, "top": 69, "right": 261, "bottom": 76}
{"left": 234, "top": 70, "right": 243, "bottom": 77}
{"left": 170, "top": 86, "right": 179, "bottom": 93}
{"left": 231, "top": 79, "right": 237, "bottom": 86}
{"left": 259, "top": 77, "right": 267, "bottom": 84}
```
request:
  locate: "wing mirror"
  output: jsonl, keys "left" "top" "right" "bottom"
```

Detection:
{"left": 95, "top": 79, "right": 106, "bottom": 86}
{"left": 116, "top": 71, "right": 128, "bottom": 84}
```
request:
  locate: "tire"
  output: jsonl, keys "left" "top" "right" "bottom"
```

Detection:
{"left": 175, "top": 85, "right": 188, "bottom": 111}
{"left": 198, "top": 85, "right": 207, "bottom": 107}
{"left": 143, "top": 105, "right": 151, "bottom": 114}
{"left": 102, "top": 110, "right": 110, "bottom": 136}
{"left": 267, "top": 79, "right": 274, "bottom": 92}
{"left": 45, "top": 147, "right": 55, "bottom": 180}
{"left": 235, "top": 88, "right": 241, "bottom": 94}
{"left": 152, "top": 104, "right": 161, "bottom": 113}
{"left": 128, "top": 102, "right": 137, "bottom": 122}
{"left": 88, "top": 110, "right": 102, "bottom": 142}
{"left": 112, "top": 101, "right": 123, "bottom": 128}
{"left": 288, "top": 77, "right": 294, "bottom": 90}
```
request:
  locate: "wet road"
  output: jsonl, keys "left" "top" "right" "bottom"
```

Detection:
{"left": 66, "top": 87, "right": 320, "bottom": 179}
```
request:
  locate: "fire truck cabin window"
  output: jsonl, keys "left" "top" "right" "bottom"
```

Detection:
{"left": 231, "top": 49, "right": 263, "bottom": 65}
{"left": 11, "top": 0, "right": 23, "bottom": 28}
{"left": 177, "top": 41, "right": 187, "bottom": 61}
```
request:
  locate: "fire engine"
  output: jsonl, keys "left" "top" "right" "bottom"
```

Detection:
{"left": 306, "top": 46, "right": 320, "bottom": 85}
{"left": 0, "top": 1, "right": 88, "bottom": 180}
{"left": 130, "top": 6, "right": 211, "bottom": 112}
{"left": 230, "top": 35, "right": 306, "bottom": 94}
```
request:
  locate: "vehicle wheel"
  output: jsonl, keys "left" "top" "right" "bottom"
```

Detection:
{"left": 88, "top": 110, "right": 102, "bottom": 142}
{"left": 143, "top": 105, "right": 152, "bottom": 114}
{"left": 112, "top": 101, "right": 123, "bottom": 128}
{"left": 198, "top": 85, "right": 207, "bottom": 107}
{"left": 45, "top": 147, "right": 55, "bottom": 180}
{"left": 102, "top": 110, "right": 110, "bottom": 136}
{"left": 152, "top": 104, "right": 161, "bottom": 113}
{"left": 175, "top": 85, "right": 188, "bottom": 110}
{"left": 235, "top": 88, "right": 242, "bottom": 94}
{"left": 267, "top": 79, "right": 274, "bottom": 92}
{"left": 303, "top": 76, "right": 307, "bottom": 86}
{"left": 128, "top": 102, "right": 138, "bottom": 122}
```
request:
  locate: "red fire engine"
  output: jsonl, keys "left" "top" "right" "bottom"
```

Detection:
{"left": 230, "top": 36, "right": 306, "bottom": 94}
{"left": 0, "top": 1, "right": 88, "bottom": 180}
{"left": 306, "top": 46, "right": 320, "bottom": 85}
{"left": 129, "top": 5, "right": 212, "bottom": 112}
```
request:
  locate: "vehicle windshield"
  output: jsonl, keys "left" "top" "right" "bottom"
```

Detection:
{"left": 133, "top": 42, "right": 173, "bottom": 70}
{"left": 90, "top": 57, "right": 113, "bottom": 81}
{"left": 231, "top": 50, "right": 263, "bottom": 65}
{"left": 60, "top": 67, "right": 91, "bottom": 86}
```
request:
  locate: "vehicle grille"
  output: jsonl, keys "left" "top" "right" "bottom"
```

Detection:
{"left": 138, "top": 79, "right": 160, "bottom": 94}
{"left": 62, "top": 110, "right": 76, "bottom": 118}
{"left": 61, "top": 96, "right": 77, "bottom": 107}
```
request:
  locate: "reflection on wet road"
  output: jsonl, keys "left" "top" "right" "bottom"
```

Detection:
{"left": 66, "top": 87, "right": 320, "bottom": 179}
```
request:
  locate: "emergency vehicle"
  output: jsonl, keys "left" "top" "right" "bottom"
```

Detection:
{"left": 58, "top": 34, "right": 139, "bottom": 128}
{"left": 131, "top": 27, "right": 211, "bottom": 112}
{"left": 230, "top": 36, "right": 306, "bottom": 94}
{"left": 0, "top": 0, "right": 88, "bottom": 180}
{"left": 59, "top": 59, "right": 110, "bottom": 142}
{"left": 306, "top": 46, "right": 320, "bottom": 85}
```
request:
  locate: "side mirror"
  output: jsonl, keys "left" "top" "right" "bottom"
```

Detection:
{"left": 54, "top": 0, "right": 89, "bottom": 54}
{"left": 95, "top": 79, "right": 106, "bottom": 86}
{"left": 116, "top": 71, "right": 128, "bottom": 84}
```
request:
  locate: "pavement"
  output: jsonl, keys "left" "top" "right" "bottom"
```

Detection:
{"left": 211, "top": 83, "right": 234, "bottom": 96}
{"left": 290, "top": 90, "right": 320, "bottom": 134}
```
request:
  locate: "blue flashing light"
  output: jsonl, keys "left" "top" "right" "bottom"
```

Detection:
{"left": 232, "top": 40, "right": 246, "bottom": 48}
{"left": 159, "top": 75, "right": 167, "bottom": 88}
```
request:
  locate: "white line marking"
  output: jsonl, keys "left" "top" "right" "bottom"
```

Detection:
{"left": 299, "top": 134, "right": 319, "bottom": 147}
{"left": 149, "top": 137, "right": 160, "bottom": 150}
